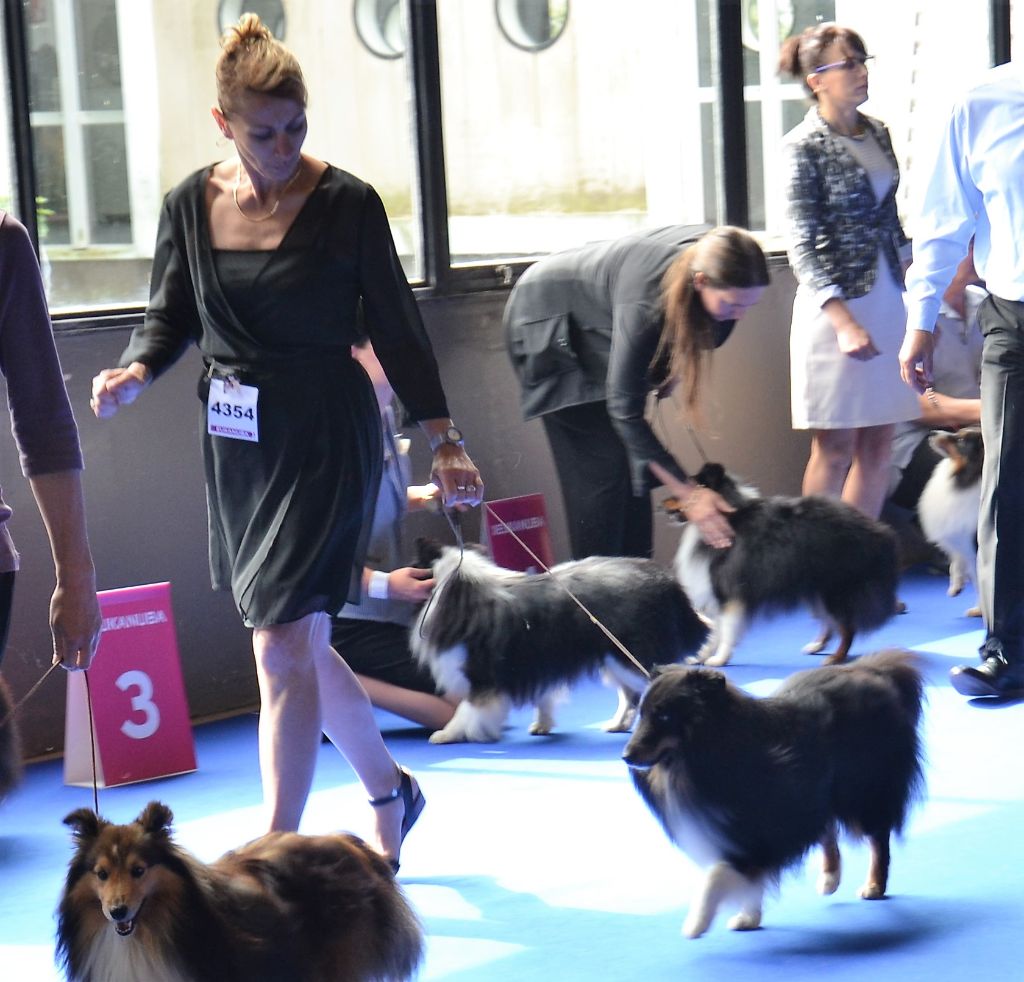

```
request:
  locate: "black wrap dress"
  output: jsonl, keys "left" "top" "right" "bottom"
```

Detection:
{"left": 120, "top": 164, "right": 449, "bottom": 627}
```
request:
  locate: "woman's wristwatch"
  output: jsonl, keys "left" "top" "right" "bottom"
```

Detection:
{"left": 429, "top": 424, "right": 464, "bottom": 452}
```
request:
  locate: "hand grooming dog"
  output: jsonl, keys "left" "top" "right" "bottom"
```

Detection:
{"left": 917, "top": 426, "right": 983, "bottom": 616}
{"left": 623, "top": 650, "right": 924, "bottom": 938}
{"left": 410, "top": 542, "right": 708, "bottom": 743}
{"left": 0, "top": 673, "right": 21, "bottom": 802}
{"left": 668, "top": 462, "right": 899, "bottom": 666}
{"left": 57, "top": 801, "right": 423, "bottom": 982}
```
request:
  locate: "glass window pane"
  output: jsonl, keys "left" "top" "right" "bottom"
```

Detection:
{"left": 74, "top": 0, "right": 122, "bottom": 112}
{"left": 438, "top": 0, "right": 720, "bottom": 265}
{"left": 20, "top": 0, "right": 420, "bottom": 311}
{"left": 33, "top": 124, "right": 69, "bottom": 245}
{"left": 83, "top": 124, "right": 130, "bottom": 243}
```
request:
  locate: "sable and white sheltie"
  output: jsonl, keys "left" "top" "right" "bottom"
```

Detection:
{"left": 623, "top": 650, "right": 924, "bottom": 938}
{"left": 410, "top": 542, "right": 708, "bottom": 743}
{"left": 0, "top": 673, "right": 21, "bottom": 802}
{"left": 56, "top": 801, "right": 423, "bottom": 982}
{"left": 918, "top": 426, "right": 984, "bottom": 616}
{"left": 669, "top": 463, "right": 899, "bottom": 666}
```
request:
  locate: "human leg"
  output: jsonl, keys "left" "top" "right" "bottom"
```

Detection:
{"left": 802, "top": 429, "right": 855, "bottom": 498}
{"left": 313, "top": 616, "right": 423, "bottom": 862}
{"left": 251, "top": 613, "right": 324, "bottom": 832}
{"left": 953, "top": 296, "right": 1024, "bottom": 696}
{"left": 542, "top": 402, "right": 651, "bottom": 559}
{"left": 843, "top": 423, "right": 896, "bottom": 518}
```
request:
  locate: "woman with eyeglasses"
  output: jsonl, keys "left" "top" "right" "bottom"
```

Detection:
{"left": 779, "top": 24, "right": 918, "bottom": 521}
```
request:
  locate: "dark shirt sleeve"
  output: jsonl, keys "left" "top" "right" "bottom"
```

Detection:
{"left": 0, "top": 213, "right": 83, "bottom": 477}
{"left": 357, "top": 187, "right": 449, "bottom": 422}
{"left": 604, "top": 301, "right": 688, "bottom": 495}
{"left": 120, "top": 193, "right": 203, "bottom": 376}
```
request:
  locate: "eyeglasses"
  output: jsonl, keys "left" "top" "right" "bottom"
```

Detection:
{"left": 811, "top": 55, "right": 873, "bottom": 74}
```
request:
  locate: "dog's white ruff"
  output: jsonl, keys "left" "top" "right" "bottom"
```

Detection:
{"left": 71, "top": 929, "right": 192, "bottom": 982}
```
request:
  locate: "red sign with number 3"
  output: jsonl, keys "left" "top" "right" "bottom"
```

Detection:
{"left": 64, "top": 582, "right": 197, "bottom": 788}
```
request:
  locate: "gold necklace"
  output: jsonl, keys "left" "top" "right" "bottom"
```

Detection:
{"left": 232, "top": 161, "right": 302, "bottom": 223}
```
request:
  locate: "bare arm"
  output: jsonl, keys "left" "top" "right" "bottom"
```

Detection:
{"left": 27, "top": 470, "right": 101, "bottom": 670}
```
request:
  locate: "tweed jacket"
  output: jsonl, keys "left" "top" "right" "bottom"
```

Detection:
{"left": 782, "top": 107, "right": 909, "bottom": 306}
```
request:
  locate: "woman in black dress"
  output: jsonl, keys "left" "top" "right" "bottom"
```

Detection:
{"left": 90, "top": 15, "right": 482, "bottom": 871}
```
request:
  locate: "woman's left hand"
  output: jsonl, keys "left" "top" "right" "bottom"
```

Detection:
{"left": 430, "top": 443, "right": 484, "bottom": 509}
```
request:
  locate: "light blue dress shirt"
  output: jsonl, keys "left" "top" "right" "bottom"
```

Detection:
{"left": 906, "top": 62, "right": 1024, "bottom": 333}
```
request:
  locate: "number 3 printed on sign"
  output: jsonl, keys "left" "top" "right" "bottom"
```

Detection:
{"left": 116, "top": 669, "right": 161, "bottom": 739}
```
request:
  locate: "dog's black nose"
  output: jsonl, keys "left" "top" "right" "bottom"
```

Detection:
{"left": 109, "top": 905, "right": 129, "bottom": 922}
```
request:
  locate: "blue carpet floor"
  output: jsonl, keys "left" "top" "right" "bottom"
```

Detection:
{"left": 2, "top": 569, "right": 1022, "bottom": 981}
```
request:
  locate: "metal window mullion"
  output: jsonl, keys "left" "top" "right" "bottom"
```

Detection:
{"left": 754, "top": 0, "right": 786, "bottom": 235}
{"left": 3, "top": 0, "right": 40, "bottom": 251}
{"left": 53, "top": 0, "right": 90, "bottom": 247}
{"left": 714, "top": 0, "right": 748, "bottom": 229}
{"left": 405, "top": 0, "right": 450, "bottom": 291}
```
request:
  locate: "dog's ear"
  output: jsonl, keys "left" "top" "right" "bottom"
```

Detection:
{"left": 697, "top": 462, "right": 726, "bottom": 490}
{"left": 414, "top": 537, "right": 443, "bottom": 568}
{"left": 137, "top": 801, "right": 174, "bottom": 839}
{"left": 692, "top": 668, "right": 728, "bottom": 693}
{"left": 63, "top": 808, "right": 106, "bottom": 844}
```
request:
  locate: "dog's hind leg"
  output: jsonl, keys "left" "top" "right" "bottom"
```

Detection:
{"left": 429, "top": 696, "right": 509, "bottom": 744}
{"left": 802, "top": 625, "right": 833, "bottom": 655}
{"left": 683, "top": 862, "right": 750, "bottom": 939}
{"left": 822, "top": 627, "right": 853, "bottom": 665}
{"left": 859, "top": 832, "right": 891, "bottom": 899}
{"left": 818, "top": 826, "right": 842, "bottom": 895}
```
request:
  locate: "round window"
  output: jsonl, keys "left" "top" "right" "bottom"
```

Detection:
{"left": 354, "top": 0, "right": 406, "bottom": 60}
{"left": 495, "top": 0, "right": 569, "bottom": 53}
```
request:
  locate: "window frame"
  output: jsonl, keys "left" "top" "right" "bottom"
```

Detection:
{"left": 1, "top": 0, "right": 1014, "bottom": 323}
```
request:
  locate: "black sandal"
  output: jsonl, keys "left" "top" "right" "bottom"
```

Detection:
{"left": 368, "top": 765, "right": 425, "bottom": 874}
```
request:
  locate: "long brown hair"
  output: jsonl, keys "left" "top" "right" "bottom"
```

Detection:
{"left": 777, "top": 23, "right": 868, "bottom": 99}
{"left": 216, "top": 14, "right": 307, "bottom": 115}
{"left": 655, "top": 226, "right": 769, "bottom": 413}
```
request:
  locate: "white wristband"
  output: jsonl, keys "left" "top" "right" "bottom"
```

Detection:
{"left": 367, "top": 570, "right": 390, "bottom": 600}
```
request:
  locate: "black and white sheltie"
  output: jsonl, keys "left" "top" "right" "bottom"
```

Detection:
{"left": 669, "top": 463, "right": 899, "bottom": 666}
{"left": 57, "top": 801, "right": 423, "bottom": 982}
{"left": 623, "top": 650, "right": 924, "bottom": 938}
{"left": 410, "top": 543, "right": 708, "bottom": 743}
{"left": 0, "top": 673, "right": 21, "bottom": 802}
{"left": 918, "top": 426, "right": 984, "bottom": 616}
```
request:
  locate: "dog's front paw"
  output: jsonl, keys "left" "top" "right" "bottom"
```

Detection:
{"left": 428, "top": 728, "right": 464, "bottom": 744}
{"left": 858, "top": 881, "right": 886, "bottom": 900}
{"left": 947, "top": 583, "right": 964, "bottom": 597}
{"left": 681, "top": 912, "right": 711, "bottom": 939}
{"left": 527, "top": 720, "right": 553, "bottom": 736}
{"left": 818, "top": 870, "right": 841, "bottom": 895}
{"left": 702, "top": 651, "right": 732, "bottom": 668}
{"left": 727, "top": 910, "right": 762, "bottom": 931}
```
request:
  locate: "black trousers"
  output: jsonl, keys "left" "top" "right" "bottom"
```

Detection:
{"left": 541, "top": 402, "right": 653, "bottom": 560}
{"left": 0, "top": 571, "right": 15, "bottom": 668}
{"left": 977, "top": 294, "right": 1024, "bottom": 663}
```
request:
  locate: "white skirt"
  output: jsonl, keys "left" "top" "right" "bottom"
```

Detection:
{"left": 790, "top": 261, "right": 919, "bottom": 430}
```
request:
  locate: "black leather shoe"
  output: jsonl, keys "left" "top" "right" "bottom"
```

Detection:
{"left": 950, "top": 649, "right": 1024, "bottom": 698}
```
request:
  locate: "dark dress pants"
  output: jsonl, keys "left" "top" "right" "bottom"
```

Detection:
{"left": 541, "top": 402, "right": 653, "bottom": 560}
{"left": 977, "top": 294, "right": 1024, "bottom": 664}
